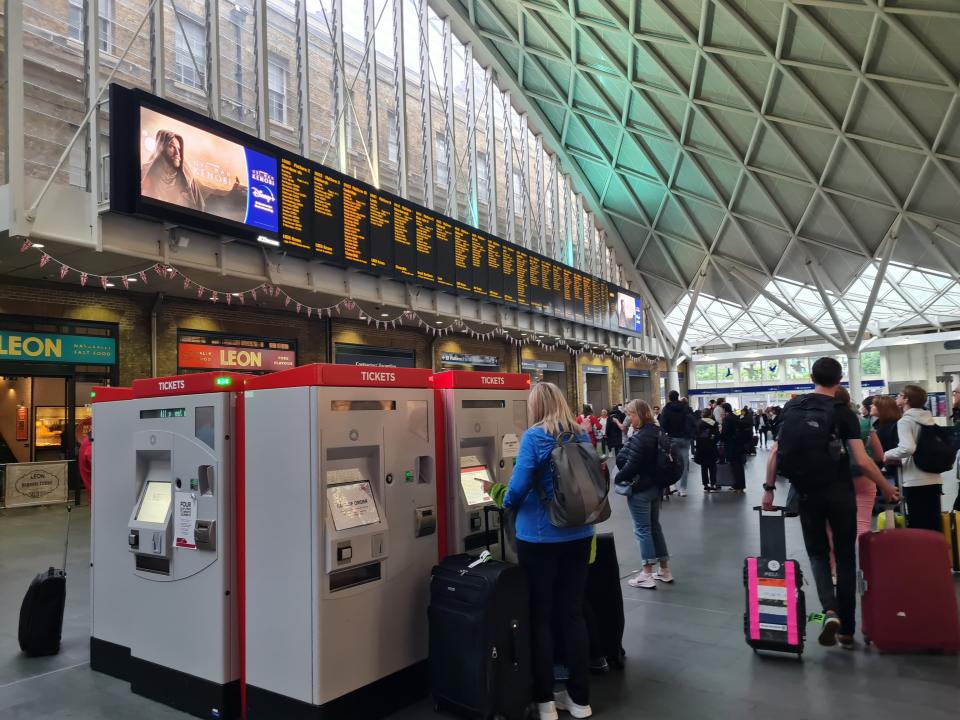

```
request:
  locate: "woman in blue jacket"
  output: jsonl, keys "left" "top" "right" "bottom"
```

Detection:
{"left": 485, "top": 382, "right": 594, "bottom": 720}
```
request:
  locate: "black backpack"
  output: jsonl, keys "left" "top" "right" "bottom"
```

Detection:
{"left": 776, "top": 395, "right": 847, "bottom": 490}
{"left": 912, "top": 423, "right": 960, "bottom": 474}
{"left": 653, "top": 431, "right": 684, "bottom": 489}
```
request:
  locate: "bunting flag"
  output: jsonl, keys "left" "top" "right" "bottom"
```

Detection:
{"left": 139, "top": 270, "right": 147, "bottom": 283}
{"left": 40, "top": 254, "right": 51, "bottom": 268}
{"left": 60, "top": 265, "right": 69, "bottom": 280}
{"left": 20, "top": 239, "right": 33, "bottom": 253}
{"left": 100, "top": 276, "right": 108, "bottom": 289}
{"left": 226, "top": 294, "right": 232, "bottom": 305}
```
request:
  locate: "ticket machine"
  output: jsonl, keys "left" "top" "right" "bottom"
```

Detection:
{"left": 242, "top": 364, "right": 438, "bottom": 719}
{"left": 431, "top": 371, "right": 530, "bottom": 557}
{"left": 90, "top": 373, "right": 246, "bottom": 720}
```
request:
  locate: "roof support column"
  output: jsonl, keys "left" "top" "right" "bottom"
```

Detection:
{"left": 6, "top": 0, "right": 26, "bottom": 236}
{"left": 854, "top": 229, "right": 899, "bottom": 349}
{"left": 669, "top": 271, "right": 707, "bottom": 369}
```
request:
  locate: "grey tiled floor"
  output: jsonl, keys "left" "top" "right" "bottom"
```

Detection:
{"left": 1, "top": 449, "right": 958, "bottom": 719}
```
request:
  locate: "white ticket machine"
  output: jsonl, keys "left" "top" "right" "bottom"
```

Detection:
{"left": 90, "top": 373, "right": 246, "bottom": 719}
{"left": 431, "top": 370, "right": 530, "bottom": 557}
{"left": 242, "top": 364, "right": 438, "bottom": 719}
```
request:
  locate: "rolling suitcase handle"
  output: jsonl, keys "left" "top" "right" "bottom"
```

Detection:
{"left": 753, "top": 506, "right": 787, "bottom": 562}
{"left": 62, "top": 506, "right": 72, "bottom": 574}
{"left": 483, "top": 505, "right": 507, "bottom": 560}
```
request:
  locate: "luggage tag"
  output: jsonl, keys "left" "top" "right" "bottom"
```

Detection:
{"left": 468, "top": 550, "right": 493, "bottom": 569}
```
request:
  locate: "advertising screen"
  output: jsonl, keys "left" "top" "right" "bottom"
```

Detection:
{"left": 137, "top": 481, "right": 172, "bottom": 524}
{"left": 460, "top": 465, "right": 493, "bottom": 507}
{"left": 616, "top": 291, "right": 642, "bottom": 333}
{"left": 139, "top": 107, "right": 278, "bottom": 233}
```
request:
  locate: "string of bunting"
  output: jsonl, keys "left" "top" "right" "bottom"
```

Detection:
{"left": 19, "top": 240, "right": 651, "bottom": 361}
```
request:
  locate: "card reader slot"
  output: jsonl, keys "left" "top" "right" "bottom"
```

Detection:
{"left": 135, "top": 555, "right": 170, "bottom": 575}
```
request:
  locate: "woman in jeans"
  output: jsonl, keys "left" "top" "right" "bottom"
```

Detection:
{"left": 614, "top": 399, "right": 673, "bottom": 590}
{"left": 484, "top": 382, "right": 594, "bottom": 720}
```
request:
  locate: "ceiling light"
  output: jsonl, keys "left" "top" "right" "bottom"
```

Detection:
{"left": 232, "top": 293, "right": 240, "bottom": 297}
{"left": 126, "top": 277, "right": 137, "bottom": 283}
{"left": 436, "top": 320, "right": 444, "bottom": 324}
{"left": 104, "top": 282, "right": 115, "bottom": 288}
{"left": 32, "top": 243, "right": 44, "bottom": 249}
{"left": 257, "top": 235, "right": 280, "bottom": 247}
{"left": 380, "top": 313, "right": 389, "bottom": 318}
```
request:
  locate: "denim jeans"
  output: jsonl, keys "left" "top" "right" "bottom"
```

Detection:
{"left": 626, "top": 485, "right": 669, "bottom": 565}
{"left": 797, "top": 481, "right": 857, "bottom": 635}
{"left": 670, "top": 437, "right": 690, "bottom": 491}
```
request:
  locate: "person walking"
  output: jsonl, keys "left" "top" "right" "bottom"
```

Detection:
{"left": 757, "top": 408, "right": 771, "bottom": 448}
{"left": 659, "top": 390, "right": 692, "bottom": 497}
{"left": 720, "top": 403, "right": 746, "bottom": 494}
{"left": 884, "top": 384, "right": 945, "bottom": 532}
{"left": 762, "top": 358, "right": 898, "bottom": 650}
{"left": 483, "top": 382, "right": 594, "bottom": 720}
{"left": 693, "top": 409, "right": 720, "bottom": 492}
{"left": 606, "top": 403, "right": 626, "bottom": 459}
{"left": 614, "top": 399, "right": 672, "bottom": 589}
{"left": 597, "top": 409, "right": 609, "bottom": 457}
{"left": 576, "top": 404, "right": 601, "bottom": 447}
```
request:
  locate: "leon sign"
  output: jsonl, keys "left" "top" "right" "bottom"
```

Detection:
{"left": 4, "top": 461, "right": 70, "bottom": 508}
{"left": 178, "top": 342, "right": 296, "bottom": 372}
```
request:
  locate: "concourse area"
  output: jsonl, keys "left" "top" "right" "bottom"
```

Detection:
{"left": 2, "top": 455, "right": 958, "bottom": 720}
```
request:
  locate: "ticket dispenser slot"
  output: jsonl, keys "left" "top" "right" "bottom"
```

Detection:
{"left": 324, "top": 446, "right": 387, "bottom": 591}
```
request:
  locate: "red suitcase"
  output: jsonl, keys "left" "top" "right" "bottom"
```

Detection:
{"left": 859, "top": 524, "right": 960, "bottom": 654}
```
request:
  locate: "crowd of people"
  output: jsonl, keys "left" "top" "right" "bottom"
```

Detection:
{"left": 479, "top": 362, "right": 957, "bottom": 720}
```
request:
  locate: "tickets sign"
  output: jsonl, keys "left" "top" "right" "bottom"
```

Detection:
{"left": 178, "top": 342, "right": 296, "bottom": 372}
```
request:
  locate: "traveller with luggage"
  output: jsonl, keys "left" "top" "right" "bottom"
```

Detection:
{"left": 762, "top": 357, "right": 898, "bottom": 650}
{"left": 720, "top": 403, "right": 747, "bottom": 495}
{"left": 614, "top": 399, "right": 676, "bottom": 590}
{"left": 660, "top": 390, "right": 693, "bottom": 496}
{"left": 884, "top": 384, "right": 948, "bottom": 531}
{"left": 693, "top": 409, "right": 720, "bottom": 492}
{"left": 482, "top": 382, "right": 604, "bottom": 720}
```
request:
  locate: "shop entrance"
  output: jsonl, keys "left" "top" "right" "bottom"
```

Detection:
{"left": 0, "top": 318, "right": 118, "bottom": 507}
{"left": 583, "top": 367, "right": 609, "bottom": 413}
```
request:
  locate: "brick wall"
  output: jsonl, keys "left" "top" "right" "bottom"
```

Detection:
{"left": 519, "top": 345, "right": 577, "bottom": 406}
{"left": 331, "top": 319, "right": 432, "bottom": 368}
{"left": 0, "top": 279, "right": 152, "bottom": 385}
{"left": 155, "top": 297, "right": 329, "bottom": 376}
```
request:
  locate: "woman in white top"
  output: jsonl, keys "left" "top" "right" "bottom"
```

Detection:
{"left": 883, "top": 384, "right": 944, "bottom": 531}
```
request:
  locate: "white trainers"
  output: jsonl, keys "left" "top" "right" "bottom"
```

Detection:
{"left": 628, "top": 571, "right": 656, "bottom": 589}
{"left": 653, "top": 568, "right": 674, "bottom": 583}
{"left": 554, "top": 689, "right": 592, "bottom": 719}
{"left": 677, "top": 490, "right": 688, "bottom": 497}
{"left": 538, "top": 701, "right": 559, "bottom": 720}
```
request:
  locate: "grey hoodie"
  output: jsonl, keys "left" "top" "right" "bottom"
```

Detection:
{"left": 883, "top": 408, "right": 945, "bottom": 488}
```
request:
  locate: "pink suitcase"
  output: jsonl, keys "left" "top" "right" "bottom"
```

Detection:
{"left": 859, "top": 526, "right": 960, "bottom": 653}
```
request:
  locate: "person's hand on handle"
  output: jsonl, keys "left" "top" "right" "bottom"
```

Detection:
{"left": 761, "top": 489, "right": 776, "bottom": 512}
{"left": 880, "top": 479, "right": 899, "bottom": 504}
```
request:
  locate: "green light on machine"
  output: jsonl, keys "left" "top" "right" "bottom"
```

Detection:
{"left": 90, "top": 391, "right": 96, "bottom": 399}
{"left": 214, "top": 377, "right": 232, "bottom": 387}
{"left": 405, "top": 470, "right": 413, "bottom": 482}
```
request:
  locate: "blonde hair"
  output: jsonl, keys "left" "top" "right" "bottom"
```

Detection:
{"left": 528, "top": 382, "right": 580, "bottom": 437}
{"left": 624, "top": 399, "right": 655, "bottom": 427}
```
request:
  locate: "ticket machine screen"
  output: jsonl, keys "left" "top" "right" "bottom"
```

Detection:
{"left": 136, "top": 481, "right": 171, "bottom": 523}
{"left": 460, "top": 465, "right": 493, "bottom": 507}
{"left": 327, "top": 481, "right": 381, "bottom": 531}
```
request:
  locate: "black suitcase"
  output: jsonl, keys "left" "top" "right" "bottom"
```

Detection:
{"left": 429, "top": 554, "right": 531, "bottom": 720}
{"left": 584, "top": 533, "right": 625, "bottom": 670}
{"left": 19, "top": 507, "right": 71, "bottom": 657}
{"left": 743, "top": 506, "right": 806, "bottom": 657}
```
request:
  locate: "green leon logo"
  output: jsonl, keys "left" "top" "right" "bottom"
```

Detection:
{"left": 0, "top": 335, "right": 62, "bottom": 359}
{"left": 0, "top": 331, "right": 115, "bottom": 364}
{"left": 15, "top": 469, "right": 61, "bottom": 499}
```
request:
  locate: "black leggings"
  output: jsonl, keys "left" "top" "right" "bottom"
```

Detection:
{"left": 904, "top": 484, "right": 942, "bottom": 531}
{"left": 700, "top": 462, "right": 717, "bottom": 488}
{"left": 517, "top": 538, "right": 591, "bottom": 706}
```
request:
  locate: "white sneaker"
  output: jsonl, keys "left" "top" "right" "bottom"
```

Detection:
{"left": 677, "top": 490, "right": 687, "bottom": 497}
{"left": 538, "top": 701, "right": 559, "bottom": 720}
{"left": 554, "top": 689, "right": 592, "bottom": 718}
{"left": 653, "top": 568, "right": 674, "bottom": 583}
{"left": 628, "top": 571, "right": 656, "bottom": 589}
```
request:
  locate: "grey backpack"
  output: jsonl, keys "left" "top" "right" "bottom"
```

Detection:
{"left": 539, "top": 430, "right": 611, "bottom": 528}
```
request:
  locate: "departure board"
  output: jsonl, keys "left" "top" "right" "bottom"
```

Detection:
{"left": 110, "top": 86, "right": 645, "bottom": 335}
{"left": 369, "top": 193, "right": 393, "bottom": 271}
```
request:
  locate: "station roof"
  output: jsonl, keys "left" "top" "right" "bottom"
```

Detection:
{"left": 438, "top": 0, "right": 960, "bottom": 350}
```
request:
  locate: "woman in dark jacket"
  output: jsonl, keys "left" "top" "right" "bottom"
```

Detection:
{"left": 614, "top": 399, "right": 672, "bottom": 590}
{"left": 720, "top": 403, "right": 747, "bottom": 494}
{"left": 693, "top": 409, "right": 720, "bottom": 492}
